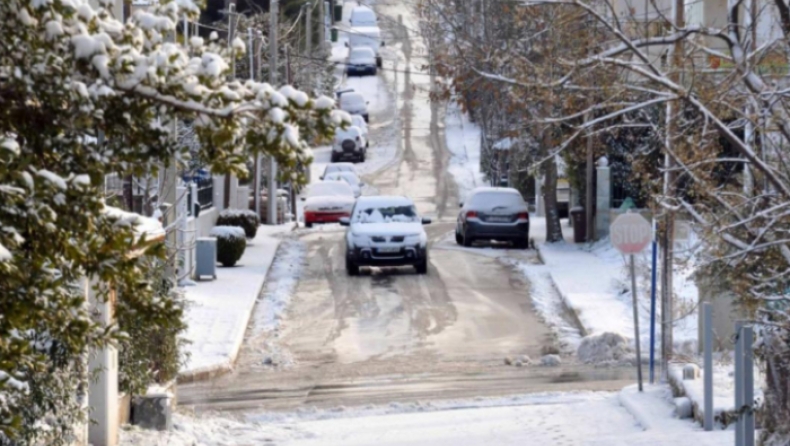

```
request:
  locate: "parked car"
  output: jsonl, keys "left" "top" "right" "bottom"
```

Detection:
{"left": 301, "top": 181, "right": 356, "bottom": 228}
{"left": 324, "top": 171, "right": 364, "bottom": 198}
{"left": 340, "top": 196, "right": 431, "bottom": 275}
{"left": 347, "top": 26, "right": 384, "bottom": 68}
{"left": 455, "top": 187, "right": 530, "bottom": 249}
{"left": 350, "top": 115, "right": 369, "bottom": 146}
{"left": 349, "top": 5, "right": 377, "bottom": 27}
{"left": 338, "top": 91, "right": 369, "bottom": 122}
{"left": 346, "top": 46, "right": 377, "bottom": 76}
{"left": 331, "top": 126, "right": 367, "bottom": 163}
{"left": 321, "top": 162, "right": 357, "bottom": 179}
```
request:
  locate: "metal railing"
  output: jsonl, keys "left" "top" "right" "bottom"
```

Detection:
{"left": 186, "top": 177, "right": 214, "bottom": 216}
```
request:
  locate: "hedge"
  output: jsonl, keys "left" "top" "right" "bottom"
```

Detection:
{"left": 210, "top": 226, "right": 247, "bottom": 267}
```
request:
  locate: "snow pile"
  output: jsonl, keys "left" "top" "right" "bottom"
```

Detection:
{"left": 504, "top": 355, "right": 532, "bottom": 367}
{"left": 577, "top": 332, "right": 634, "bottom": 364}
{"left": 253, "top": 240, "right": 305, "bottom": 335}
{"left": 540, "top": 354, "right": 562, "bottom": 367}
{"left": 209, "top": 225, "right": 246, "bottom": 241}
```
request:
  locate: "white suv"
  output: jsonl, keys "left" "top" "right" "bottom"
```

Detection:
{"left": 340, "top": 196, "right": 431, "bottom": 275}
{"left": 331, "top": 126, "right": 367, "bottom": 163}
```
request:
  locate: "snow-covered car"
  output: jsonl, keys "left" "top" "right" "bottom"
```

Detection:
{"left": 321, "top": 162, "right": 357, "bottom": 179}
{"left": 456, "top": 187, "right": 530, "bottom": 248}
{"left": 350, "top": 115, "right": 369, "bottom": 146}
{"left": 349, "top": 5, "right": 378, "bottom": 27}
{"left": 323, "top": 171, "right": 364, "bottom": 198}
{"left": 347, "top": 26, "right": 385, "bottom": 68}
{"left": 340, "top": 196, "right": 431, "bottom": 275}
{"left": 301, "top": 181, "right": 357, "bottom": 228}
{"left": 331, "top": 126, "right": 367, "bottom": 163}
{"left": 346, "top": 47, "right": 377, "bottom": 76}
{"left": 338, "top": 92, "right": 369, "bottom": 122}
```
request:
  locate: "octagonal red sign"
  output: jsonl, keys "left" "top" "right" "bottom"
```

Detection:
{"left": 610, "top": 212, "right": 651, "bottom": 255}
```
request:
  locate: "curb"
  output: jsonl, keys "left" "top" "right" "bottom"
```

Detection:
{"left": 534, "top": 243, "right": 590, "bottom": 338}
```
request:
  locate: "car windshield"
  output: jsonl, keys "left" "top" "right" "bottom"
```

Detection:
{"left": 469, "top": 192, "right": 524, "bottom": 209}
{"left": 326, "top": 173, "right": 360, "bottom": 186}
{"left": 350, "top": 48, "right": 374, "bottom": 59}
{"left": 335, "top": 127, "right": 361, "bottom": 141}
{"left": 353, "top": 205, "right": 418, "bottom": 223}
{"left": 307, "top": 182, "right": 354, "bottom": 198}
{"left": 340, "top": 94, "right": 365, "bottom": 109}
{"left": 324, "top": 164, "right": 355, "bottom": 175}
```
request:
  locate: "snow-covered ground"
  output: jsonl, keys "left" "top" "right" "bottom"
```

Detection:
{"left": 121, "top": 388, "right": 733, "bottom": 445}
{"left": 179, "top": 224, "right": 293, "bottom": 378}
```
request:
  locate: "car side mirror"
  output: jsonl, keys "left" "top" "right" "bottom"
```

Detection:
{"left": 359, "top": 182, "right": 365, "bottom": 187}
{"left": 421, "top": 217, "right": 432, "bottom": 225}
{"left": 381, "top": 41, "right": 386, "bottom": 47}
{"left": 345, "top": 42, "right": 349, "bottom": 48}
{"left": 319, "top": 176, "right": 324, "bottom": 180}
{"left": 366, "top": 101, "right": 370, "bottom": 105}
{"left": 339, "top": 217, "right": 350, "bottom": 226}
{"left": 300, "top": 196, "right": 306, "bottom": 201}
{"left": 459, "top": 202, "right": 463, "bottom": 208}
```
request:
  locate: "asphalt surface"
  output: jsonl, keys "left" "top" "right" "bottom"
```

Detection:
{"left": 178, "top": 0, "right": 635, "bottom": 414}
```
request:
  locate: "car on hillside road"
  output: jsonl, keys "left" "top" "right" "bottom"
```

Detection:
{"left": 456, "top": 187, "right": 530, "bottom": 249}
{"left": 331, "top": 126, "right": 367, "bottom": 163}
{"left": 346, "top": 47, "right": 378, "bottom": 76}
{"left": 321, "top": 162, "right": 357, "bottom": 179}
{"left": 341, "top": 196, "right": 431, "bottom": 275}
{"left": 338, "top": 92, "right": 369, "bottom": 123}
{"left": 301, "top": 181, "right": 357, "bottom": 228}
{"left": 323, "top": 171, "right": 364, "bottom": 198}
{"left": 349, "top": 5, "right": 378, "bottom": 27}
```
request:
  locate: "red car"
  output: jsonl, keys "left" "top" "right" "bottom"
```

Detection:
{"left": 302, "top": 181, "right": 357, "bottom": 228}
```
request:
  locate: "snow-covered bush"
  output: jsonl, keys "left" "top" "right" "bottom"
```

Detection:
{"left": 0, "top": 0, "right": 343, "bottom": 441}
{"left": 217, "top": 209, "right": 260, "bottom": 239}
{"left": 211, "top": 226, "right": 247, "bottom": 267}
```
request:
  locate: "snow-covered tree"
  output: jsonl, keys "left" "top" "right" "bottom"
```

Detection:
{"left": 0, "top": 0, "right": 344, "bottom": 443}
{"left": 431, "top": 0, "right": 790, "bottom": 440}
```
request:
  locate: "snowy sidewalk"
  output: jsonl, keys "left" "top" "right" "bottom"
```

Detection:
{"left": 179, "top": 224, "right": 293, "bottom": 381}
{"left": 535, "top": 234, "right": 632, "bottom": 339}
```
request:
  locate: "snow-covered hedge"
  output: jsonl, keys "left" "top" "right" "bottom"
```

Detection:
{"left": 210, "top": 226, "right": 247, "bottom": 267}
{"left": 217, "top": 209, "right": 260, "bottom": 239}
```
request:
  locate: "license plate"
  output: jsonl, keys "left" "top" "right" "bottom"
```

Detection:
{"left": 377, "top": 247, "right": 400, "bottom": 253}
{"left": 487, "top": 216, "right": 511, "bottom": 222}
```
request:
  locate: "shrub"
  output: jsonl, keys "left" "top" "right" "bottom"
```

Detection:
{"left": 210, "top": 226, "right": 247, "bottom": 267}
{"left": 217, "top": 209, "right": 260, "bottom": 239}
{"left": 116, "top": 256, "right": 188, "bottom": 395}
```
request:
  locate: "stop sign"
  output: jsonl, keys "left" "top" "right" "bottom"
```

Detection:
{"left": 610, "top": 212, "right": 651, "bottom": 254}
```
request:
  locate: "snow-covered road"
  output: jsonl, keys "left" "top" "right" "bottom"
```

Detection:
{"left": 177, "top": 0, "right": 637, "bottom": 415}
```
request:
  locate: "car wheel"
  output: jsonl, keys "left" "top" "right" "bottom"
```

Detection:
{"left": 514, "top": 238, "right": 528, "bottom": 249}
{"left": 463, "top": 232, "right": 474, "bottom": 247}
{"left": 346, "top": 259, "right": 360, "bottom": 276}
{"left": 331, "top": 153, "right": 338, "bottom": 162}
{"left": 306, "top": 222, "right": 313, "bottom": 228}
{"left": 415, "top": 252, "right": 428, "bottom": 275}
{"left": 376, "top": 56, "right": 382, "bottom": 68}
{"left": 455, "top": 231, "right": 463, "bottom": 245}
{"left": 371, "top": 68, "right": 378, "bottom": 75}
{"left": 363, "top": 114, "right": 369, "bottom": 123}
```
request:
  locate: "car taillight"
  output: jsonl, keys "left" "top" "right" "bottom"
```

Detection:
{"left": 466, "top": 211, "right": 478, "bottom": 219}
{"left": 517, "top": 212, "right": 529, "bottom": 220}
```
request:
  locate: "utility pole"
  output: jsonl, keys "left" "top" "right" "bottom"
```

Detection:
{"left": 305, "top": 2, "right": 313, "bottom": 92}
{"left": 585, "top": 111, "right": 594, "bottom": 241}
{"left": 267, "top": 0, "right": 279, "bottom": 225}
{"left": 223, "top": 2, "right": 237, "bottom": 209}
{"left": 252, "top": 29, "right": 263, "bottom": 219}
{"left": 661, "top": 0, "right": 684, "bottom": 381}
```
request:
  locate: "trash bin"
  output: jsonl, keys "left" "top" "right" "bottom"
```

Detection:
{"left": 570, "top": 206, "right": 586, "bottom": 243}
{"left": 331, "top": 28, "right": 338, "bottom": 42}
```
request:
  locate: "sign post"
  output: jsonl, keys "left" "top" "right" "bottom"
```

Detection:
{"left": 611, "top": 211, "right": 652, "bottom": 391}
